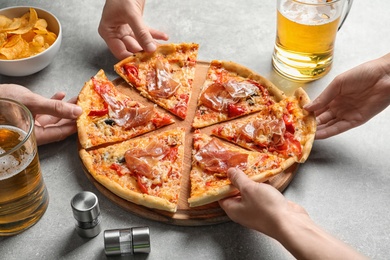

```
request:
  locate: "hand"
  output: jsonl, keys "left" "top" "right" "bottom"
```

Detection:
{"left": 218, "top": 168, "right": 307, "bottom": 237}
{"left": 98, "top": 0, "right": 169, "bottom": 60}
{"left": 0, "top": 84, "right": 82, "bottom": 146}
{"left": 305, "top": 53, "right": 390, "bottom": 139}
{"left": 219, "top": 168, "right": 367, "bottom": 259}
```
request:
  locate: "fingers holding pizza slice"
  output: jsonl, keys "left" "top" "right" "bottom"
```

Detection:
{"left": 188, "top": 131, "right": 296, "bottom": 207}
{"left": 114, "top": 43, "right": 199, "bottom": 119}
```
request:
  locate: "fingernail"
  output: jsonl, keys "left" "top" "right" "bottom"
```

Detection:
{"left": 144, "top": 42, "right": 156, "bottom": 52}
{"left": 74, "top": 106, "right": 82, "bottom": 117}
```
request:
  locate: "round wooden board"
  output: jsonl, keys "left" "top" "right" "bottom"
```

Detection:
{"left": 80, "top": 61, "right": 300, "bottom": 226}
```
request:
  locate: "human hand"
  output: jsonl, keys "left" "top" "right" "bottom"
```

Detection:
{"left": 218, "top": 168, "right": 308, "bottom": 238}
{"left": 98, "top": 0, "right": 169, "bottom": 60}
{"left": 219, "top": 168, "right": 367, "bottom": 259}
{"left": 0, "top": 84, "right": 82, "bottom": 146}
{"left": 305, "top": 53, "right": 390, "bottom": 139}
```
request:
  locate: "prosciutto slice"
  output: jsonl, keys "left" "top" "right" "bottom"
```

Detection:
{"left": 125, "top": 140, "right": 170, "bottom": 178}
{"left": 194, "top": 138, "right": 248, "bottom": 174}
{"left": 199, "top": 79, "right": 258, "bottom": 112}
{"left": 238, "top": 117, "right": 286, "bottom": 147}
{"left": 147, "top": 58, "right": 180, "bottom": 98}
{"left": 92, "top": 76, "right": 155, "bottom": 129}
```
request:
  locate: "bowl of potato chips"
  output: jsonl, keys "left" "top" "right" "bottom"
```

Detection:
{"left": 0, "top": 6, "right": 62, "bottom": 76}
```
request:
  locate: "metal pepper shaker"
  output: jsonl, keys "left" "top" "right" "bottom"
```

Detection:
{"left": 104, "top": 227, "right": 151, "bottom": 256}
{"left": 70, "top": 191, "right": 101, "bottom": 238}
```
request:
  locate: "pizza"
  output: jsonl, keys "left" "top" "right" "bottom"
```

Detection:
{"left": 211, "top": 88, "right": 316, "bottom": 163}
{"left": 79, "top": 128, "right": 185, "bottom": 212}
{"left": 77, "top": 43, "right": 316, "bottom": 214}
{"left": 114, "top": 42, "right": 199, "bottom": 119}
{"left": 192, "top": 60, "right": 286, "bottom": 128}
{"left": 188, "top": 131, "right": 296, "bottom": 207}
{"left": 77, "top": 69, "right": 174, "bottom": 149}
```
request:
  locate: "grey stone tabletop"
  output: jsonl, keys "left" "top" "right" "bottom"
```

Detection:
{"left": 1, "top": 0, "right": 389, "bottom": 259}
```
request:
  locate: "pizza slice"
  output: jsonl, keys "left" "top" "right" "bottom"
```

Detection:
{"left": 192, "top": 60, "right": 286, "bottom": 128}
{"left": 79, "top": 128, "right": 186, "bottom": 212}
{"left": 77, "top": 69, "right": 174, "bottom": 149}
{"left": 114, "top": 42, "right": 199, "bottom": 119}
{"left": 211, "top": 88, "right": 316, "bottom": 163}
{"left": 188, "top": 131, "right": 295, "bottom": 207}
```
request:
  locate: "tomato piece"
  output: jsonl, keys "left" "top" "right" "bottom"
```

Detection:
{"left": 137, "top": 174, "right": 149, "bottom": 194}
{"left": 283, "top": 113, "right": 295, "bottom": 134}
{"left": 123, "top": 64, "right": 140, "bottom": 85}
{"left": 170, "top": 94, "right": 189, "bottom": 119}
{"left": 163, "top": 147, "right": 178, "bottom": 162}
{"left": 110, "top": 163, "right": 129, "bottom": 176}
{"left": 92, "top": 77, "right": 113, "bottom": 96}
{"left": 227, "top": 104, "right": 246, "bottom": 117}
{"left": 151, "top": 115, "right": 172, "bottom": 128}
{"left": 88, "top": 101, "right": 108, "bottom": 117}
{"left": 273, "top": 132, "right": 302, "bottom": 159}
{"left": 88, "top": 108, "right": 108, "bottom": 117}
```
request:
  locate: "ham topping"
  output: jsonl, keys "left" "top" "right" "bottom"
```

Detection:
{"left": 194, "top": 138, "right": 248, "bottom": 174}
{"left": 92, "top": 77, "right": 154, "bottom": 129}
{"left": 124, "top": 140, "right": 170, "bottom": 179}
{"left": 199, "top": 80, "right": 258, "bottom": 112}
{"left": 238, "top": 117, "right": 286, "bottom": 147}
{"left": 147, "top": 58, "right": 180, "bottom": 98}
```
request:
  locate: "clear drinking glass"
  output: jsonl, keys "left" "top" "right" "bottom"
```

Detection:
{"left": 272, "top": 0, "right": 353, "bottom": 81}
{"left": 0, "top": 98, "right": 49, "bottom": 236}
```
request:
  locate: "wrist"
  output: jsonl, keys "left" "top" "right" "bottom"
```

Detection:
{"left": 269, "top": 211, "right": 367, "bottom": 260}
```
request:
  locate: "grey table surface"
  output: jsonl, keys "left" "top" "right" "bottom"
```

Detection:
{"left": 1, "top": 0, "right": 390, "bottom": 259}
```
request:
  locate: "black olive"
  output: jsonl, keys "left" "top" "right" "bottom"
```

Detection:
{"left": 104, "top": 119, "right": 115, "bottom": 126}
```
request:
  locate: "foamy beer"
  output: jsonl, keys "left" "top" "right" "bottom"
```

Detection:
{"left": 0, "top": 98, "right": 48, "bottom": 236}
{"left": 272, "top": 0, "right": 353, "bottom": 81}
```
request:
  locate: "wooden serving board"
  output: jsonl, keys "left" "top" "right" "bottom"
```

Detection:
{"left": 81, "top": 61, "right": 299, "bottom": 226}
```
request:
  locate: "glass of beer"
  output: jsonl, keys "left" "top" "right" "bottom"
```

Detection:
{"left": 272, "top": 0, "right": 353, "bottom": 81}
{"left": 0, "top": 98, "right": 49, "bottom": 236}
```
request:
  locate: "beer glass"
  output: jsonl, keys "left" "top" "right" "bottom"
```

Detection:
{"left": 0, "top": 98, "right": 49, "bottom": 236}
{"left": 272, "top": 0, "right": 353, "bottom": 81}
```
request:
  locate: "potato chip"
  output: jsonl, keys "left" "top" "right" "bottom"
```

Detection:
{"left": 0, "top": 15, "right": 12, "bottom": 30}
{"left": 0, "top": 35, "right": 29, "bottom": 59}
{"left": 0, "top": 8, "right": 57, "bottom": 60}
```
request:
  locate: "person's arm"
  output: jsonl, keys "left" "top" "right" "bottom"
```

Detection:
{"left": 0, "top": 84, "right": 82, "bottom": 146}
{"left": 219, "top": 168, "right": 367, "bottom": 260}
{"left": 98, "top": 0, "right": 169, "bottom": 60}
{"left": 305, "top": 53, "right": 390, "bottom": 139}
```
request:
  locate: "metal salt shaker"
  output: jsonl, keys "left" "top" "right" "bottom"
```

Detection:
{"left": 104, "top": 226, "right": 151, "bottom": 256}
{"left": 70, "top": 191, "right": 102, "bottom": 238}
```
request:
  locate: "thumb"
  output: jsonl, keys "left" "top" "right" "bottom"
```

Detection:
{"left": 227, "top": 167, "right": 251, "bottom": 191}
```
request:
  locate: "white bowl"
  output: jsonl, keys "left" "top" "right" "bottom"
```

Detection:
{"left": 0, "top": 6, "right": 62, "bottom": 77}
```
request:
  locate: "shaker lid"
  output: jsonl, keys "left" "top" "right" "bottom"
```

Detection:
{"left": 132, "top": 227, "right": 151, "bottom": 254}
{"left": 71, "top": 191, "right": 100, "bottom": 222}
